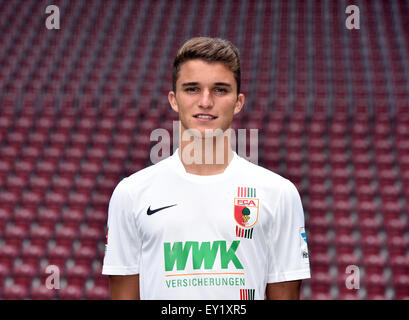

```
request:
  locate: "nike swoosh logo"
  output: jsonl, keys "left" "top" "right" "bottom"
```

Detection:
{"left": 147, "top": 204, "right": 177, "bottom": 215}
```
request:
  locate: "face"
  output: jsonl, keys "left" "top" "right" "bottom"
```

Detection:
{"left": 168, "top": 59, "right": 245, "bottom": 137}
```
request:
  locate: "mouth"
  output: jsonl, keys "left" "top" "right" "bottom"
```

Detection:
{"left": 193, "top": 113, "right": 218, "bottom": 121}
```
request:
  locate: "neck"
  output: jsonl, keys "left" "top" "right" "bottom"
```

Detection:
{"left": 178, "top": 128, "right": 234, "bottom": 176}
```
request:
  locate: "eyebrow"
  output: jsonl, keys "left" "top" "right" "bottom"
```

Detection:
{"left": 181, "top": 82, "right": 232, "bottom": 87}
{"left": 214, "top": 82, "right": 232, "bottom": 87}
{"left": 181, "top": 82, "right": 199, "bottom": 87}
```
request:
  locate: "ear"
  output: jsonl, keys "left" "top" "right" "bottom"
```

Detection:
{"left": 233, "top": 93, "right": 245, "bottom": 115}
{"left": 168, "top": 91, "right": 179, "bottom": 113}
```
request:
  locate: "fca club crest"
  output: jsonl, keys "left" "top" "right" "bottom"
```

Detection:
{"left": 234, "top": 187, "right": 259, "bottom": 239}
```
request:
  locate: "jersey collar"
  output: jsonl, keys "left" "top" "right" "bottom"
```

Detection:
{"left": 171, "top": 148, "right": 239, "bottom": 183}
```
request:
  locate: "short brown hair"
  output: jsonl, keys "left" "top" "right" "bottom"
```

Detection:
{"left": 172, "top": 37, "right": 241, "bottom": 94}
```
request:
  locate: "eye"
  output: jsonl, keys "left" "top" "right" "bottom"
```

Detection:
{"left": 214, "top": 87, "right": 228, "bottom": 94}
{"left": 185, "top": 87, "right": 199, "bottom": 93}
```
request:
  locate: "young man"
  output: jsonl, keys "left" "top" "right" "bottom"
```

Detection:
{"left": 102, "top": 37, "right": 311, "bottom": 300}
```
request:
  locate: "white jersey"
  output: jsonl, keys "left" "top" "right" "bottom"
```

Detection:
{"left": 102, "top": 149, "right": 310, "bottom": 300}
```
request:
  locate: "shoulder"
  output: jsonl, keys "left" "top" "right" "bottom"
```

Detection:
{"left": 113, "top": 156, "right": 173, "bottom": 196}
{"left": 235, "top": 155, "right": 298, "bottom": 194}
{"left": 126, "top": 155, "right": 173, "bottom": 183}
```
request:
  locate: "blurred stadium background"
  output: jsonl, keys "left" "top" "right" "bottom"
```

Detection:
{"left": 0, "top": 0, "right": 408, "bottom": 299}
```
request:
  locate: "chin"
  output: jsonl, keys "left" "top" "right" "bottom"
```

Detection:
{"left": 181, "top": 127, "right": 223, "bottom": 139}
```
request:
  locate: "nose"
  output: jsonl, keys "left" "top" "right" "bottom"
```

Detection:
{"left": 199, "top": 89, "right": 214, "bottom": 109}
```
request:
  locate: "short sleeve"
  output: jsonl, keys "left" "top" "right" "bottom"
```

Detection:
{"left": 102, "top": 178, "right": 142, "bottom": 275}
{"left": 267, "top": 179, "right": 311, "bottom": 283}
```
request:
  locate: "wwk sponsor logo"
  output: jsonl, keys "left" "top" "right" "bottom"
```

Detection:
{"left": 163, "top": 240, "right": 243, "bottom": 272}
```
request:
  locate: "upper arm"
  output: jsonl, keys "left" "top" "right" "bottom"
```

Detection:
{"left": 102, "top": 179, "right": 142, "bottom": 278}
{"left": 266, "top": 180, "right": 311, "bottom": 284}
{"left": 109, "top": 274, "right": 140, "bottom": 300}
{"left": 265, "top": 280, "right": 301, "bottom": 300}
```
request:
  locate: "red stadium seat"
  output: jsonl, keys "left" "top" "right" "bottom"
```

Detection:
{"left": 85, "top": 284, "right": 110, "bottom": 300}
{"left": 29, "top": 175, "right": 49, "bottom": 193}
{"left": 332, "top": 213, "right": 356, "bottom": 232}
{"left": 3, "top": 284, "right": 30, "bottom": 300}
{"left": 90, "top": 263, "right": 108, "bottom": 287}
{"left": 363, "top": 254, "right": 387, "bottom": 274}
{"left": 58, "top": 284, "right": 84, "bottom": 300}
{"left": 387, "top": 234, "right": 408, "bottom": 256}
{"left": 332, "top": 200, "right": 354, "bottom": 217}
{"left": 358, "top": 215, "right": 382, "bottom": 232}
{"left": 334, "top": 232, "right": 357, "bottom": 251}
{"left": 54, "top": 225, "right": 78, "bottom": 245}
{"left": 306, "top": 198, "right": 327, "bottom": 217}
{"left": 29, "top": 225, "right": 54, "bottom": 247}
{"left": 3, "top": 224, "right": 28, "bottom": 248}
{"left": 20, "top": 244, "right": 46, "bottom": 264}
{"left": 36, "top": 208, "right": 60, "bottom": 229}
{"left": 21, "top": 191, "right": 43, "bottom": 211}
{"left": 72, "top": 245, "right": 97, "bottom": 265}
{"left": 74, "top": 176, "right": 96, "bottom": 192}
{"left": 311, "top": 252, "right": 333, "bottom": 269}
{"left": 57, "top": 161, "right": 79, "bottom": 180}
{"left": 86, "top": 209, "right": 107, "bottom": 225}
{"left": 12, "top": 262, "right": 38, "bottom": 287}
{"left": 80, "top": 225, "right": 104, "bottom": 243}
{"left": 67, "top": 192, "right": 89, "bottom": 211}
{"left": 335, "top": 253, "right": 360, "bottom": 271}
{"left": 384, "top": 216, "right": 407, "bottom": 233}
{"left": 60, "top": 208, "right": 84, "bottom": 229}
{"left": 308, "top": 230, "right": 331, "bottom": 252}
{"left": 308, "top": 291, "right": 334, "bottom": 300}
{"left": 91, "top": 192, "right": 110, "bottom": 211}
{"left": 393, "top": 272, "right": 409, "bottom": 299}
{"left": 5, "top": 175, "right": 25, "bottom": 194}
{"left": 35, "top": 160, "right": 57, "bottom": 179}
{"left": 64, "top": 264, "right": 90, "bottom": 287}
{"left": 361, "top": 233, "right": 383, "bottom": 256}
{"left": 308, "top": 272, "right": 332, "bottom": 300}
{"left": 356, "top": 200, "right": 378, "bottom": 215}
{"left": 30, "top": 284, "right": 58, "bottom": 300}
{"left": 13, "top": 207, "right": 36, "bottom": 227}
{"left": 389, "top": 255, "right": 409, "bottom": 277}
{"left": 0, "top": 191, "right": 19, "bottom": 211}
{"left": 308, "top": 213, "right": 331, "bottom": 231}
{"left": 44, "top": 191, "right": 67, "bottom": 210}
{"left": 0, "top": 261, "right": 11, "bottom": 289}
